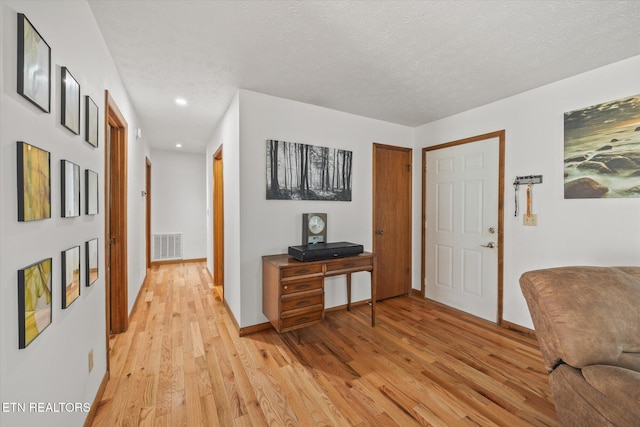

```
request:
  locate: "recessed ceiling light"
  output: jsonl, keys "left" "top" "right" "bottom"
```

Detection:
{"left": 176, "top": 143, "right": 182, "bottom": 148}
{"left": 175, "top": 98, "right": 187, "bottom": 106}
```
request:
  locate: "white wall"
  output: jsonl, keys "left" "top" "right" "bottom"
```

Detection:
{"left": 414, "top": 54, "right": 640, "bottom": 328}
{"left": 0, "top": 2, "right": 149, "bottom": 426}
{"left": 235, "top": 90, "right": 413, "bottom": 327}
{"left": 205, "top": 92, "right": 241, "bottom": 318}
{"left": 205, "top": 57, "right": 640, "bottom": 334}
{"left": 127, "top": 129, "right": 151, "bottom": 313}
{"left": 151, "top": 149, "right": 206, "bottom": 260}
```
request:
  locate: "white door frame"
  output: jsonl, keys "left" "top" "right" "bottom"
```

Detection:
{"left": 421, "top": 130, "right": 505, "bottom": 324}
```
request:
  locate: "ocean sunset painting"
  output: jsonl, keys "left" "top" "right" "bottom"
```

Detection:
{"left": 564, "top": 94, "right": 640, "bottom": 198}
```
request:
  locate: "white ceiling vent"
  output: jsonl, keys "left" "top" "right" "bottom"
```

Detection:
{"left": 153, "top": 233, "right": 183, "bottom": 261}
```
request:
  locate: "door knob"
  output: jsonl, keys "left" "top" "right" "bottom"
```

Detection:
{"left": 480, "top": 242, "right": 496, "bottom": 248}
{"left": 375, "top": 230, "right": 384, "bottom": 235}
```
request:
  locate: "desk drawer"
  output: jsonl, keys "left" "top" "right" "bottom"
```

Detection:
{"left": 281, "top": 264, "right": 323, "bottom": 279}
{"left": 325, "top": 257, "right": 372, "bottom": 273}
{"left": 281, "top": 277, "right": 323, "bottom": 295}
{"left": 280, "top": 309, "right": 323, "bottom": 330}
{"left": 281, "top": 290, "right": 323, "bottom": 313}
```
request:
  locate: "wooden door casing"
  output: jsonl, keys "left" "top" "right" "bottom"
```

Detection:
{"left": 372, "top": 143, "right": 412, "bottom": 300}
{"left": 145, "top": 157, "right": 151, "bottom": 270}
{"left": 105, "top": 90, "right": 128, "bottom": 335}
{"left": 213, "top": 146, "right": 224, "bottom": 294}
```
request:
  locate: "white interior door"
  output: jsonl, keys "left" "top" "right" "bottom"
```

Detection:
{"left": 425, "top": 137, "right": 499, "bottom": 322}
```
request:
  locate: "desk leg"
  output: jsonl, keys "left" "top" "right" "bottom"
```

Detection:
{"left": 346, "top": 273, "right": 352, "bottom": 311}
{"left": 371, "top": 262, "right": 376, "bottom": 327}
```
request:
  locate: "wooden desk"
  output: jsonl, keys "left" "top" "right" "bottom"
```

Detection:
{"left": 262, "top": 252, "right": 376, "bottom": 333}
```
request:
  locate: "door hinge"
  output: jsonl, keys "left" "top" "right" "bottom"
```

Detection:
{"left": 406, "top": 163, "right": 412, "bottom": 171}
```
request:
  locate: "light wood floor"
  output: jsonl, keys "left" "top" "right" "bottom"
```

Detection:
{"left": 92, "top": 262, "right": 557, "bottom": 426}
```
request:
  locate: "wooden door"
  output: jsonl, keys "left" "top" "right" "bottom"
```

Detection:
{"left": 372, "top": 143, "right": 412, "bottom": 300}
{"left": 423, "top": 131, "right": 505, "bottom": 323}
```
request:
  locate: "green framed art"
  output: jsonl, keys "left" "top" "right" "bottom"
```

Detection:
{"left": 17, "top": 141, "right": 51, "bottom": 221}
{"left": 18, "top": 258, "right": 52, "bottom": 349}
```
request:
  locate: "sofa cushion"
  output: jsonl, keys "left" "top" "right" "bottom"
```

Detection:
{"left": 582, "top": 365, "right": 640, "bottom": 419}
{"left": 551, "top": 364, "right": 640, "bottom": 427}
{"left": 520, "top": 266, "right": 640, "bottom": 371}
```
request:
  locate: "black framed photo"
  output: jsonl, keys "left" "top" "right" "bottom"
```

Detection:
{"left": 18, "top": 258, "right": 52, "bottom": 349}
{"left": 85, "top": 169, "right": 98, "bottom": 215}
{"left": 86, "top": 238, "right": 98, "bottom": 287}
{"left": 61, "top": 160, "right": 80, "bottom": 217}
{"left": 17, "top": 141, "right": 51, "bottom": 221}
{"left": 85, "top": 96, "right": 99, "bottom": 147}
{"left": 61, "top": 67, "right": 80, "bottom": 135}
{"left": 61, "top": 246, "right": 80, "bottom": 308}
{"left": 17, "top": 13, "right": 51, "bottom": 113}
{"left": 266, "top": 139, "right": 353, "bottom": 201}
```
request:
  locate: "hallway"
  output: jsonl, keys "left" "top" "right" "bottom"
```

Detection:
{"left": 92, "top": 262, "right": 556, "bottom": 426}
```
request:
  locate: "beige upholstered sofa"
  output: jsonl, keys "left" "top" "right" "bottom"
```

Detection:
{"left": 519, "top": 266, "right": 640, "bottom": 427}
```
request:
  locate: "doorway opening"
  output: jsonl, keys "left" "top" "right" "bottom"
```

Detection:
{"left": 213, "top": 146, "right": 224, "bottom": 300}
{"left": 421, "top": 130, "right": 505, "bottom": 324}
{"left": 104, "top": 90, "right": 129, "bottom": 354}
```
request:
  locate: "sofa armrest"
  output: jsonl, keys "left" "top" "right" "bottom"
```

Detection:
{"left": 520, "top": 267, "right": 640, "bottom": 370}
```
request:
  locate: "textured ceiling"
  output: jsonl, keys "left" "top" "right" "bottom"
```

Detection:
{"left": 88, "top": 1, "right": 640, "bottom": 153}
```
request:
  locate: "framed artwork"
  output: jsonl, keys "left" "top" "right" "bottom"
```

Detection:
{"left": 61, "top": 246, "right": 80, "bottom": 308}
{"left": 17, "top": 141, "right": 51, "bottom": 221}
{"left": 85, "top": 96, "right": 99, "bottom": 147}
{"left": 86, "top": 238, "right": 98, "bottom": 287}
{"left": 85, "top": 169, "right": 98, "bottom": 215}
{"left": 18, "top": 258, "right": 52, "bottom": 349}
{"left": 266, "top": 139, "right": 353, "bottom": 201}
{"left": 17, "top": 13, "right": 51, "bottom": 113}
{"left": 61, "top": 160, "right": 80, "bottom": 217}
{"left": 61, "top": 67, "right": 80, "bottom": 135}
{"left": 564, "top": 94, "right": 640, "bottom": 198}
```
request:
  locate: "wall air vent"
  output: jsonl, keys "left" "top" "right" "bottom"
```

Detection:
{"left": 152, "top": 233, "right": 183, "bottom": 261}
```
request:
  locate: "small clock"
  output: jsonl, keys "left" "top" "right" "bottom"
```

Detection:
{"left": 302, "top": 213, "right": 327, "bottom": 245}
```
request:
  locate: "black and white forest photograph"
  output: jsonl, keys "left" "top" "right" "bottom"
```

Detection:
{"left": 266, "top": 139, "right": 353, "bottom": 201}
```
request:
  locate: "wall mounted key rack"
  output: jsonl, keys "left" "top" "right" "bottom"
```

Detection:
{"left": 513, "top": 175, "right": 543, "bottom": 225}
